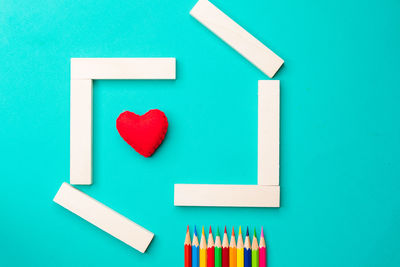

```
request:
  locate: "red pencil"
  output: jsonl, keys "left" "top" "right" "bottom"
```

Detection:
{"left": 185, "top": 225, "right": 192, "bottom": 267}
{"left": 207, "top": 226, "right": 215, "bottom": 267}
{"left": 222, "top": 226, "right": 229, "bottom": 267}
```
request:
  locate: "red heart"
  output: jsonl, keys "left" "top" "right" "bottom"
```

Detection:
{"left": 116, "top": 109, "right": 168, "bottom": 157}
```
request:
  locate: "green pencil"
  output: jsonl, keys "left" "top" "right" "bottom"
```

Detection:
{"left": 251, "top": 228, "right": 259, "bottom": 267}
{"left": 215, "top": 227, "right": 222, "bottom": 267}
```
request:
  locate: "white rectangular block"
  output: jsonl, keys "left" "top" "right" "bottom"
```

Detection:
{"left": 54, "top": 183, "right": 154, "bottom": 253}
{"left": 190, "top": 0, "right": 283, "bottom": 78}
{"left": 71, "top": 58, "right": 176, "bottom": 80}
{"left": 174, "top": 184, "right": 280, "bottom": 207}
{"left": 70, "top": 79, "right": 92, "bottom": 185}
{"left": 258, "top": 80, "right": 280, "bottom": 185}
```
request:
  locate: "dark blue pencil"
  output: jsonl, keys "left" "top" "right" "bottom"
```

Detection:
{"left": 192, "top": 226, "right": 200, "bottom": 267}
{"left": 244, "top": 227, "right": 252, "bottom": 267}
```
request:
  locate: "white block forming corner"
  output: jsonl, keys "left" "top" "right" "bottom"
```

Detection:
{"left": 71, "top": 58, "right": 176, "bottom": 80}
{"left": 174, "top": 184, "right": 280, "bottom": 207}
{"left": 69, "top": 58, "right": 177, "bottom": 185}
{"left": 70, "top": 79, "right": 93, "bottom": 185}
{"left": 258, "top": 80, "right": 280, "bottom": 185}
{"left": 53, "top": 183, "right": 154, "bottom": 253}
{"left": 190, "top": 0, "right": 283, "bottom": 78}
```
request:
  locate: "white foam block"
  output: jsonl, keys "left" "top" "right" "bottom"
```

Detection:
{"left": 54, "top": 183, "right": 154, "bottom": 253}
{"left": 190, "top": 0, "right": 283, "bottom": 78}
{"left": 71, "top": 58, "right": 176, "bottom": 80}
{"left": 258, "top": 80, "right": 280, "bottom": 185}
{"left": 174, "top": 184, "right": 280, "bottom": 207}
{"left": 70, "top": 79, "right": 92, "bottom": 185}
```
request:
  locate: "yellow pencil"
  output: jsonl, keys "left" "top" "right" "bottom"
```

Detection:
{"left": 200, "top": 226, "right": 208, "bottom": 267}
{"left": 229, "top": 227, "right": 237, "bottom": 267}
{"left": 237, "top": 226, "right": 244, "bottom": 267}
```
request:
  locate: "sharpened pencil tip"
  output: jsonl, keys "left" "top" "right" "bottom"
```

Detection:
{"left": 217, "top": 227, "right": 220, "bottom": 236}
{"left": 254, "top": 228, "right": 257, "bottom": 237}
{"left": 232, "top": 227, "right": 235, "bottom": 236}
{"left": 246, "top": 227, "right": 249, "bottom": 236}
{"left": 224, "top": 226, "right": 227, "bottom": 233}
{"left": 194, "top": 226, "right": 197, "bottom": 236}
{"left": 239, "top": 226, "right": 242, "bottom": 235}
{"left": 209, "top": 226, "right": 212, "bottom": 234}
{"left": 187, "top": 225, "right": 189, "bottom": 232}
{"left": 202, "top": 226, "right": 205, "bottom": 235}
{"left": 261, "top": 226, "right": 264, "bottom": 236}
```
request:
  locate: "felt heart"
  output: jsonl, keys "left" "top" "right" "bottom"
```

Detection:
{"left": 116, "top": 109, "right": 168, "bottom": 157}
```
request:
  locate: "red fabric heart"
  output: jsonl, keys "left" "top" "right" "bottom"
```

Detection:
{"left": 116, "top": 109, "right": 168, "bottom": 157}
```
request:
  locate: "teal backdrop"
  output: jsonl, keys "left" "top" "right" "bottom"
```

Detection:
{"left": 1, "top": 0, "right": 399, "bottom": 266}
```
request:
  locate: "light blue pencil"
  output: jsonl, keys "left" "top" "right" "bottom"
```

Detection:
{"left": 192, "top": 226, "right": 200, "bottom": 267}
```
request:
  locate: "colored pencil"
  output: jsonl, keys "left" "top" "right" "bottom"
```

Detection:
{"left": 251, "top": 228, "right": 259, "bottom": 267}
{"left": 259, "top": 227, "right": 266, "bottom": 267}
{"left": 207, "top": 226, "right": 215, "bottom": 267}
{"left": 229, "top": 227, "right": 237, "bottom": 267}
{"left": 244, "top": 227, "right": 251, "bottom": 267}
{"left": 185, "top": 226, "right": 192, "bottom": 267}
{"left": 237, "top": 227, "right": 244, "bottom": 267}
{"left": 192, "top": 226, "right": 200, "bottom": 267}
{"left": 200, "top": 226, "right": 207, "bottom": 267}
{"left": 222, "top": 226, "right": 229, "bottom": 267}
{"left": 215, "top": 227, "right": 222, "bottom": 267}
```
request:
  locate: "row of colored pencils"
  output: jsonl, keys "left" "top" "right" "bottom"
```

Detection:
{"left": 185, "top": 226, "right": 267, "bottom": 267}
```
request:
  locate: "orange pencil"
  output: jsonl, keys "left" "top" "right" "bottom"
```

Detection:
{"left": 229, "top": 227, "right": 237, "bottom": 267}
{"left": 185, "top": 226, "right": 191, "bottom": 267}
{"left": 207, "top": 226, "right": 215, "bottom": 267}
{"left": 222, "top": 226, "right": 229, "bottom": 267}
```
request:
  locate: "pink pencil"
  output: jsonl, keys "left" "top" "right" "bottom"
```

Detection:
{"left": 259, "top": 227, "right": 267, "bottom": 267}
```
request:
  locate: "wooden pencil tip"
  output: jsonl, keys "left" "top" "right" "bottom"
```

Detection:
{"left": 246, "top": 227, "right": 249, "bottom": 236}
{"left": 261, "top": 226, "right": 264, "bottom": 237}
{"left": 209, "top": 226, "right": 212, "bottom": 234}
{"left": 187, "top": 225, "right": 189, "bottom": 232}
{"left": 194, "top": 226, "right": 197, "bottom": 236}
{"left": 224, "top": 226, "right": 227, "bottom": 234}
{"left": 231, "top": 226, "right": 235, "bottom": 236}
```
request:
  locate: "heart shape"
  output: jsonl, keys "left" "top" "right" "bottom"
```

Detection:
{"left": 116, "top": 109, "right": 168, "bottom": 157}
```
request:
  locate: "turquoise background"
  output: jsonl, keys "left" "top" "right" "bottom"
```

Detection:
{"left": 0, "top": 0, "right": 399, "bottom": 266}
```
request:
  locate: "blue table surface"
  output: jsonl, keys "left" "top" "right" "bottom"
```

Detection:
{"left": 1, "top": 0, "right": 399, "bottom": 266}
